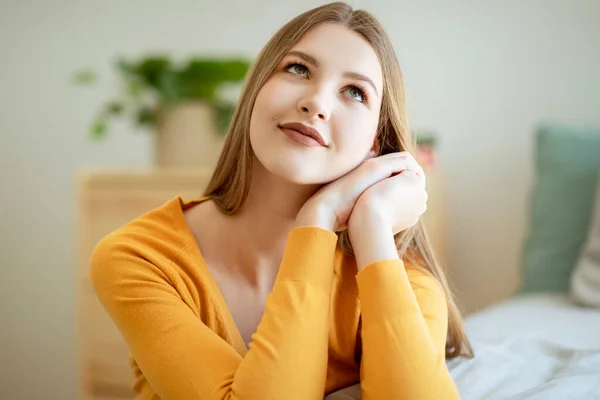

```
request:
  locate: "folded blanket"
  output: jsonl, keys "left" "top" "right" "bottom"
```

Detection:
{"left": 448, "top": 337, "right": 600, "bottom": 399}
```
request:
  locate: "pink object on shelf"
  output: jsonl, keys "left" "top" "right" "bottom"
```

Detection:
{"left": 417, "top": 144, "right": 436, "bottom": 167}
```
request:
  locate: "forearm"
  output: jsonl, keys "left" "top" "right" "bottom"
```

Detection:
{"left": 350, "top": 217, "right": 459, "bottom": 399}
{"left": 355, "top": 262, "right": 459, "bottom": 399}
{"left": 237, "top": 226, "right": 338, "bottom": 399}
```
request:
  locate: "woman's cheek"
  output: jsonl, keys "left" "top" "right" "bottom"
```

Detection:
{"left": 268, "top": 79, "right": 297, "bottom": 105}
{"left": 338, "top": 117, "right": 373, "bottom": 152}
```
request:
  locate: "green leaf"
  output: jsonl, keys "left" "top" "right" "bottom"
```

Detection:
{"left": 126, "top": 81, "right": 144, "bottom": 101}
{"left": 136, "top": 56, "right": 172, "bottom": 89}
{"left": 105, "top": 101, "right": 125, "bottom": 116}
{"left": 214, "top": 102, "right": 236, "bottom": 136}
{"left": 415, "top": 131, "right": 437, "bottom": 145}
{"left": 219, "top": 59, "right": 251, "bottom": 81}
{"left": 116, "top": 58, "right": 134, "bottom": 76}
{"left": 72, "top": 70, "right": 97, "bottom": 85}
{"left": 157, "top": 71, "right": 180, "bottom": 103}
{"left": 177, "top": 58, "right": 249, "bottom": 101}
{"left": 136, "top": 107, "right": 156, "bottom": 127}
{"left": 180, "top": 80, "right": 217, "bottom": 101}
{"left": 91, "top": 119, "right": 107, "bottom": 140}
{"left": 181, "top": 59, "right": 249, "bottom": 86}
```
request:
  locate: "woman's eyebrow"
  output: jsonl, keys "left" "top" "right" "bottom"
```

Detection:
{"left": 287, "top": 50, "right": 320, "bottom": 67}
{"left": 343, "top": 71, "right": 379, "bottom": 97}
{"left": 285, "top": 50, "right": 379, "bottom": 96}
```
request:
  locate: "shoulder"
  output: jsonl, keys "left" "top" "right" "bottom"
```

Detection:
{"left": 89, "top": 197, "right": 196, "bottom": 297}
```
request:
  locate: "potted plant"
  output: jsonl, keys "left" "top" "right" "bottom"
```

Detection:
{"left": 414, "top": 131, "right": 438, "bottom": 168}
{"left": 73, "top": 54, "right": 251, "bottom": 168}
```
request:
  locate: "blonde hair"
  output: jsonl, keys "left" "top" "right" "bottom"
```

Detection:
{"left": 204, "top": 1, "right": 474, "bottom": 360}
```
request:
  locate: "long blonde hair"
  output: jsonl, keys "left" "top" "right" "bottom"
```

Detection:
{"left": 204, "top": 1, "right": 474, "bottom": 360}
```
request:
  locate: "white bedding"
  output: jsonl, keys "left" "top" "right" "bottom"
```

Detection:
{"left": 449, "top": 293, "right": 600, "bottom": 399}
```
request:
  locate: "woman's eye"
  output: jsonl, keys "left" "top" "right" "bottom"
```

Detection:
{"left": 345, "top": 86, "right": 366, "bottom": 103}
{"left": 286, "top": 63, "right": 308, "bottom": 77}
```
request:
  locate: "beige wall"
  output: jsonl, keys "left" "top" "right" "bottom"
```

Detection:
{"left": 1, "top": 0, "right": 599, "bottom": 398}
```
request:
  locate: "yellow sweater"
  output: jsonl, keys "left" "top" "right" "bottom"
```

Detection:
{"left": 90, "top": 196, "right": 459, "bottom": 399}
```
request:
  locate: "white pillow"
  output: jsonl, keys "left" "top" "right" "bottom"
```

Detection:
{"left": 570, "top": 173, "right": 600, "bottom": 307}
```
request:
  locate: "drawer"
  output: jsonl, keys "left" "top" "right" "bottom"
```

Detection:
{"left": 80, "top": 290, "right": 134, "bottom": 397}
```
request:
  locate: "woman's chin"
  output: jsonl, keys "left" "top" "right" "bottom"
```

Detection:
{"left": 258, "top": 150, "right": 355, "bottom": 186}
{"left": 252, "top": 143, "right": 348, "bottom": 185}
{"left": 253, "top": 146, "right": 319, "bottom": 184}
{"left": 267, "top": 162, "right": 322, "bottom": 185}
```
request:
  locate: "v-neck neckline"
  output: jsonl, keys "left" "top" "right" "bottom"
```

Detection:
{"left": 174, "top": 196, "right": 249, "bottom": 358}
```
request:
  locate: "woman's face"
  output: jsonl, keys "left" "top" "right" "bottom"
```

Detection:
{"left": 249, "top": 23, "right": 384, "bottom": 185}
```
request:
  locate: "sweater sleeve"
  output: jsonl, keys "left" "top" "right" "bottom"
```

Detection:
{"left": 90, "top": 226, "right": 338, "bottom": 400}
{"left": 355, "top": 260, "right": 460, "bottom": 399}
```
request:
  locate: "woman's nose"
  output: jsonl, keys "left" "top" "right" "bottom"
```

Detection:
{"left": 297, "top": 90, "right": 331, "bottom": 122}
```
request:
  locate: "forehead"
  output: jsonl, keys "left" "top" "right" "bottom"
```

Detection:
{"left": 290, "top": 23, "right": 383, "bottom": 93}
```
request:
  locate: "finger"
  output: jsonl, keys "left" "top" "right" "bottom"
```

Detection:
{"left": 377, "top": 152, "right": 425, "bottom": 177}
{"left": 398, "top": 152, "right": 425, "bottom": 177}
{"left": 365, "top": 157, "right": 415, "bottom": 184}
{"left": 403, "top": 169, "right": 427, "bottom": 188}
{"left": 341, "top": 152, "right": 423, "bottom": 204}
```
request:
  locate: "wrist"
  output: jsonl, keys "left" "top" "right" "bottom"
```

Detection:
{"left": 348, "top": 210, "right": 398, "bottom": 272}
{"left": 348, "top": 205, "right": 387, "bottom": 237}
{"left": 295, "top": 202, "right": 336, "bottom": 231}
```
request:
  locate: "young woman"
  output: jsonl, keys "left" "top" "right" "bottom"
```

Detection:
{"left": 90, "top": 2, "right": 474, "bottom": 399}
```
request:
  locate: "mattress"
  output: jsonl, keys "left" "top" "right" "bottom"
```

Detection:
{"left": 449, "top": 293, "right": 600, "bottom": 399}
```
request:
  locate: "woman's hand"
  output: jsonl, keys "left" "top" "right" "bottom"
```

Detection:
{"left": 344, "top": 152, "right": 427, "bottom": 270}
{"left": 295, "top": 151, "right": 425, "bottom": 232}
{"left": 347, "top": 153, "right": 427, "bottom": 239}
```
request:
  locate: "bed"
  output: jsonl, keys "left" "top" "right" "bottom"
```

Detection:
{"left": 446, "top": 124, "right": 600, "bottom": 399}
{"left": 449, "top": 293, "right": 600, "bottom": 399}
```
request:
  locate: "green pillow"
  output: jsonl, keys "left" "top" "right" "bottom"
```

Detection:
{"left": 520, "top": 123, "right": 600, "bottom": 293}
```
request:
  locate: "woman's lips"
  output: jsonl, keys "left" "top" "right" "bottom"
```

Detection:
{"left": 279, "top": 127, "right": 325, "bottom": 147}
{"left": 278, "top": 122, "right": 327, "bottom": 147}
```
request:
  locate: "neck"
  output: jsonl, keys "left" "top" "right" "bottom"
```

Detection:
{"left": 231, "top": 156, "right": 321, "bottom": 254}
{"left": 207, "top": 157, "right": 322, "bottom": 288}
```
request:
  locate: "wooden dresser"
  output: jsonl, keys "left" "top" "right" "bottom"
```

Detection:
{"left": 76, "top": 168, "right": 447, "bottom": 399}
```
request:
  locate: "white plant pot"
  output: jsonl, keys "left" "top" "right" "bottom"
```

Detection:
{"left": 155, "top": 101, "right": 225, "bottom": 169}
